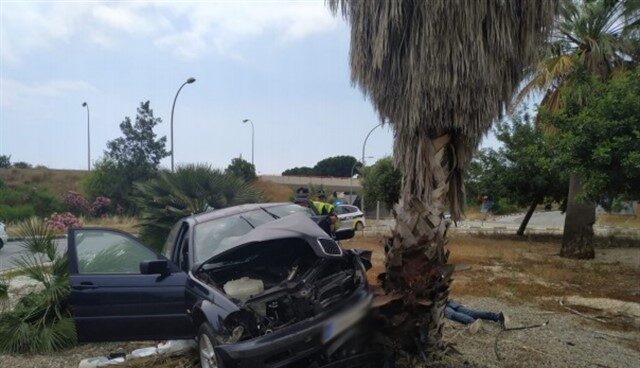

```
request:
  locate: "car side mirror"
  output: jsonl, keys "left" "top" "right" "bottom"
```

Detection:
{"left": 334, "top": 228, "right": 355, "bottom": 241}
{"left": 140, "top": 259, "right": 169, "bottom": 275}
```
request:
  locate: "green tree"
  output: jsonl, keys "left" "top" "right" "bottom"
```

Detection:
{"left": 282, "top": 166, "right": 316, "bottom": 176}
{"left": 133, "top": 164, "right": 263, "bottom": 250}
{"left": 361, "top": 157, "right": 401, "bottom": 211}
{"left": 471, "top": 113, "right": 568, "bottom": 233}
{"left": 330, "top": 0, "right": 555, "bottom": 359}
{"left": 515, "top": 0, "right": 640, "bottom": 259}
{"left": 313, "top": 155, "right": 359, "bottom": 177}
{"left": 12, "top": 161, "right": 32, "bottom": 169}
{"left": 84, "top": 101, "right": 169, "bottom": 212}
{"left": 543, "top": 66, "right": 640, "bottom": 243}
{"left": 0, "top": 155, "right": 11, "bottom": 169}
{"left": 225, "top": 157, "right": 257, "bottom": 182}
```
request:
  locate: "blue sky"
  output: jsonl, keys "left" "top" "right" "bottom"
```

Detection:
{"left": 0, "top": 1, "right": 499, "bottom": 174}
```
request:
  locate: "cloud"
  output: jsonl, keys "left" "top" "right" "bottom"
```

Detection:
{"left": 0, "top": 1, "right": 340, "bottom": 63}
{"left": 0, "top": 78, "right": 97, "bottom": 107}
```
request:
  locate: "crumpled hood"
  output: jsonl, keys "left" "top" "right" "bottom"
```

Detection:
{"left": 197, "top": 213, "right": 333, "bottom": 270}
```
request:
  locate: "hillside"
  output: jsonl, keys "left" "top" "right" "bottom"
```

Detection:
{"left": 0, "top": 168, "right": 88, "bottom": 196}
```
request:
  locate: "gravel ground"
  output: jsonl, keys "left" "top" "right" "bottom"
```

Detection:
{"left": 446, "top": 297, "right": 640, "bottom": 368}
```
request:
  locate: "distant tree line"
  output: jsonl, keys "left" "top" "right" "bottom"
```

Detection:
{"left": 282, "top": 155, "right": 360, "bottom": 177}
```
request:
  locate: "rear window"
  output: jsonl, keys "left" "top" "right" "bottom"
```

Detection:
{"left": 266, "top": 204, "right": 314, "bottom": 218}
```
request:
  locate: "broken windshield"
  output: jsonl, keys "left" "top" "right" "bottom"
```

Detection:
{"left": 193, "top": 209, "right": 275, "bottom": 263}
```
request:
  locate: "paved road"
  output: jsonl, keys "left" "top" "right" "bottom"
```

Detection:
{"left": 0, "top": 238, "right": 67, "bottom": 271}
{"left": 475, "top": 210, "right": 566, "bottom": 228}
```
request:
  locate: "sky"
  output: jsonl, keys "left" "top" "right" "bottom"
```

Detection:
{"left": 0, "top": 0, "right": 500, "bottom": 175}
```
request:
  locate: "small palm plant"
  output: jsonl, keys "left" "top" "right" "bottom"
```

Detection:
{"left": 133, "top": 164, "right": 263, "bottom": 250}
{"left": 0, "top": 217, "right": 76, "bottom": 353}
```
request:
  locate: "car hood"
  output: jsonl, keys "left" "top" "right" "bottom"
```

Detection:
{"left": 196, "top": 213, "right": 333, "bottom": 271}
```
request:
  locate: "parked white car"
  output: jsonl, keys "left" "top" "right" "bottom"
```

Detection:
{"left": 336, "top": 205, "right": 366, "bottom": 230}
{"left": 0, "top": 221, "right": 7, "bottom": 250}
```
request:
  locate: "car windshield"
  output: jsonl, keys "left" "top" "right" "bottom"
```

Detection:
{"left": 193, "top": 209, "right": 276, "bottom": 263}
{"left": 265, "top": 204, "right": 314, "bottom": 218}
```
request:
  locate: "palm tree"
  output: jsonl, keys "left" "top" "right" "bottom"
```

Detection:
{"left": 133, "top": 164, "right": 263, "bottom": 250}
{"left": 514, "top": 0, "right": 639, "bottom": 259}
{"left": 329, "top": 0, "right": 557, "bottom": 361}
{"left": 0, "top": 218, "right": 76, "bottom": 353}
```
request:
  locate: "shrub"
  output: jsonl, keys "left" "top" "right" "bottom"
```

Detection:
{"left": 492, "top": 198, "right": 520, "bottom": 215}
{"left": 133, "top": 164, "right": 263, "bottom": 249}
{"left": 0, "top": 204, "right": 36, "bottom": 222}
{"left": 46, "top": 212, "right": 82, "bottom": 231}
{"left": 0, "top": 218, "right": 76, "bottom": 353}
{"left": 90, "top": 196, "right": 112, "bottom": 217}
{"left": 63, "top": 191, "right": 89, "bottom": 215}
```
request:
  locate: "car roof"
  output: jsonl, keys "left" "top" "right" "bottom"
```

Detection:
{"left": 188, "top": 202, "right": 294, "bottom": 224}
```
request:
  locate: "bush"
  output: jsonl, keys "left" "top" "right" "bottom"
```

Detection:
{"left": 89, "top": 197, "right": 112, "bottom": 217}
{"left": 492, "top": 198, "right": 520, "bottom": 215}
{"left": 0, "top": 218, "right": 76, "bottom": 353}
{"left": 63, "top": 191, "right": 89, "bottom": 215}
{"left": 0, "top": 204, "right": 36, "bottom": 222}
{"left": 46, "top": 212, "right": 82, "bottom": 231}
{"left": 133, "top": 164, "right": 263, "bottom": 249}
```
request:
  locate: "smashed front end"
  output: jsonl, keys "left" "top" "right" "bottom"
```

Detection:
{"left": 194, "top": 216, "right": 377, "bottom": 367}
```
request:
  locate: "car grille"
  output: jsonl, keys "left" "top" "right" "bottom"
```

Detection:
{"left": 318, "top": 238, "right": 342, "bottom": 256}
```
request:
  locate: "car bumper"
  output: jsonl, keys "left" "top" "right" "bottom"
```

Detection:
{"left": 214, "top": 289, "right": 373, "bottom": 368}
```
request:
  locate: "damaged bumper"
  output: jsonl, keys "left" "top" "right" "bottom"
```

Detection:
{"left": 214, "top": 289, "right": 373, "bottom": 368}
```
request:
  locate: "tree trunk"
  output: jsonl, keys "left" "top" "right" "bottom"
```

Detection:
{"left": 517, "top": 198, "right": 541, "bottom": 236}
{"left": 561, "top": 175, "right": 595, "bottom": 259}
{"left": 378, "top": 131, "right": 456, "bottom": 361}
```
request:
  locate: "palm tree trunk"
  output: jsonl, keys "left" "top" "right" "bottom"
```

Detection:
{"left": 560, "top": 174, "right": 595, "bottom": 259}
{"left": 517, "top": 197, "right": 541, "bottom": 236}
{"left": 380, "top": 131, "right": 455, "bottom": 360}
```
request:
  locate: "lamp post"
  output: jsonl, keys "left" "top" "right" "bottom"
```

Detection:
{"left": 360, "top": 122, "right": 384, "bottom": 214}
{"left": 171, "top": 77, "right": 196, "bottom": 172}
{"left": 82, "top": 102, "right": 90, "bottom": 171}
{"left": 241, "top": 119, "right": 254, "bottom": 167}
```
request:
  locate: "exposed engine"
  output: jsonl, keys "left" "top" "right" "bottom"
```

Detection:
{"left": 195, "top": 237, "right": 366, "bottom": 340}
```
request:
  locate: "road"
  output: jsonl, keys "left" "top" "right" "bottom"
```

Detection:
{"left": 0, "top": 238, "right": 67, "bottom": 271}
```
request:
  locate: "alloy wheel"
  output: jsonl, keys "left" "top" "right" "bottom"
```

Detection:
{"left": 199, "top": 333, "right": 218, "bottom": 368}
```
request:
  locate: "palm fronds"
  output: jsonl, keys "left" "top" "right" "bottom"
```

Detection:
{"left": 133, "top": 164, "right": 263, "bottom": 250}
{"left": 0, "top": 218, "right": 76, "bottom": 354}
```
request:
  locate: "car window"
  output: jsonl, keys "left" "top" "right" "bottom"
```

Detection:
{"left": 335, "top": 206, "right": 347, "bottom": 215}
{"left": 348, "top": 206, "right": 359, "bottom": 213}
{"left": 193, "top": 212, "right": 262, "bottom": 263}
{"left": 265, "top": 204, "right": 314, "bottom": 218}
{"left": 75, "top": 230, "right": 158, "bottom": 274}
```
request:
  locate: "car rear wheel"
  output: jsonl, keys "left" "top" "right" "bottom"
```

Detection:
{"left": 355, "top": 221, "right": 364, "bottom": 231}
{"left": 198, "top": 323, "right": 219, "bottom": 368}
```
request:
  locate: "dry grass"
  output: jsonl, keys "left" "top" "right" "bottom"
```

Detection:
{"left": 343, "top": 234, "right": 640, "bottom": 313}
{"left": 253, "top": 180, "right": 293, "bottom": 202}
{"left": 597, "top": 213, "right": 640, "bottom": 228}
{"left": 0, "top": 168, "right": 88, "bottom": 197}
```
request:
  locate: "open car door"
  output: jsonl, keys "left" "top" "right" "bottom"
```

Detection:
{"left": 67, "top": 228, "right": 193, "bottom": 342}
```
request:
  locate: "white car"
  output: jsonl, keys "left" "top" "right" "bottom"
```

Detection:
{"left": 0, "top": 221, "right": 7, "bottom": 250}
{"left": 336, "top": 205, "right": 366, "bottom": 230}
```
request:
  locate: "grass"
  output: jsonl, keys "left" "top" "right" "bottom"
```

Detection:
{"left": 0, "top": 168, "right": 88, "bottom": 197}
{"left": 342, "top": 233, "right": 640, "bottom": 308}
{"left": 597, "top": 213, "right": 640, "bottom": 228}
{"left": 252, "top": 180, "right": 293, "bottom": 202}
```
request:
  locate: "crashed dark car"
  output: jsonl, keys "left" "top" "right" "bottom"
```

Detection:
{"left": 67, "top": 203, "right": 375, "bottom": 368}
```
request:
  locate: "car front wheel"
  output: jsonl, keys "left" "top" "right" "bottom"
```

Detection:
{"left": 355, "top": 221, "right": 364, "bottom": 231}
{"left": 198, "top": 323, "right": 219, "bottom": 368}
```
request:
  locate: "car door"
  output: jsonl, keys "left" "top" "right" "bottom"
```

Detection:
{"left": 67, "top": 228, "right": 194, "bottom": 342}
{"left": 336, "top": 206, "right": 353, "bottom": 229}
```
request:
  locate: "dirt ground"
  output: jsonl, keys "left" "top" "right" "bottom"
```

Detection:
{"left": 1, "top": 234, "right": 638, "bottom": 368}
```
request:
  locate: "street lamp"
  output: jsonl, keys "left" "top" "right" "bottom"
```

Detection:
{"left": 241, "top": 119, "right": 254, "bottom": 167}
{"left": 82, "top": 102, "right": 90, "bottom": 171}
{"left": 360, "top": 122, "right": 384, "bottom": 213}
{"left": 170, "top": 77, "right": 196, "bottom": 172}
